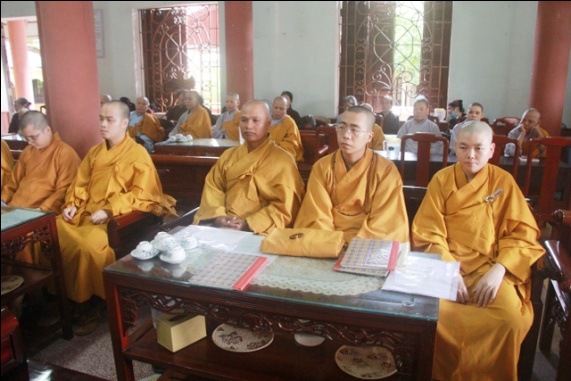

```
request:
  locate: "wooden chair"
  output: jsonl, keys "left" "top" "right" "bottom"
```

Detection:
{"left": 315, "top": 125, "right": 339, "bottom": 152}
{"left": 161, "top": 207, "right": 200, "bottom": 233}
{"left": 402, "top": 185, "right": 427, "bottom": 245}
{"left": 107, "top": 211, "right": 163, "bottom": 259}
{"left": 538, "top": 209, "right": 571, "bottom": 381}
{"left": 490, "top": 135, "right": 520, "bottom": 177}
{"left": 299, "top": 130, "right": 328, "bottom": 164}
{"left": 400, "top": 183, "right": 544, "bottom": 381}
{"left": 492, "top": 116, "right": 520, "bottom": 136}
{"left": 523, "top": 137, "right": 571, "bottom": 225}
{"left": 399, "top": 133, "right": 449, "bottom": 186}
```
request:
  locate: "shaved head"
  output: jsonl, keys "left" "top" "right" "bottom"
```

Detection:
{"left": 457, "top": 121, "right": 493, "bottom": 144}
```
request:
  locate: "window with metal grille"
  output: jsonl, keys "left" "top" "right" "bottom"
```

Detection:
{"left": 140, "top": 4, "right": 220, "bottom": 113}
{"left": 339, "top": 1, "right": 452, "bottom": 119}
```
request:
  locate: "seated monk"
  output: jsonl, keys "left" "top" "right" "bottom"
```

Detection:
{"left": 269, "top": 96, "right": 304, "bottom": 163}
{"left": 211, "top": 92, "right": 241, "bottom": 140}
{"left": 2, "top": 111, "right": 81, "bottom": 213}
{"left": 412, "top": 121, "right": 544, "bottom": 381}
{"left": 57, "top": 100, "right": 177, "bottom": 336}
{"left": 128, "top": 96, "right": 165, "bottom": 153}
{"left": 1, "top": 138, "right": 14, "bottom": 193}
{"left": 294, "top": 105, "right": 408, "bottom": 244}
{"left": 361, "top": 103, "right": 386, "bottom": 150}
{"left": 193, "top": 99, "right": 305, "bottom": 234}
{"left": 505, "top": 108, "right": 549, "bottom": 158}
{"left": 168, "top": 90, "right": 212, "bottom": 139}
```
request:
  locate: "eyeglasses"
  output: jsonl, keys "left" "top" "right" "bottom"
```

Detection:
{"left": 335, "top": 125, "right": 368, "bottom": 136}
{"left": 22, "top": 128, "right": 46, "bottom": 142}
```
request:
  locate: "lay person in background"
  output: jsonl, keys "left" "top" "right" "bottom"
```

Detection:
{"left": 128, "top": 96, "right": 165, "bottom": 153}
{"left": 281, "top": 90, "right": 302, "bottom": 128}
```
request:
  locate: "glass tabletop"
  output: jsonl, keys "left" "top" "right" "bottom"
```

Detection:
{"left": 1, "top": 206, "right": 49, "bottom": 232}
{"left": 105, "top": 226, "right": 438, "bottom": 322}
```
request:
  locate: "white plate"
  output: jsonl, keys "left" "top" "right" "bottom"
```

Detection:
{"left": 1, "top": 275, "right": 24, "bottom": 295}
{"left": 212, "top": 323, "right": 273, "bottom": 353}
{"left": 335, "top": 345, "right": 398, "bottom": 380}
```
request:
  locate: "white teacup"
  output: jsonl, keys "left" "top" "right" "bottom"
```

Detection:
{"left": 153, "top": 233, "right": 178, "bottom": 252}
{"left": 160, "top": 245, "right": 186, "bottom": 264}
{"left": 133, "top": 241, "right": 158, "bottom": 259}
{"left": 180, "top": 236, "right": 198, "bottom": 251}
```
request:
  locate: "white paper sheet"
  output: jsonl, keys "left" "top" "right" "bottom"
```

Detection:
{"left": 382, "top": 254, "right": 460, "bottom": 301}
{"left": 173, "top": 225, "right": 252, "bottom": 249}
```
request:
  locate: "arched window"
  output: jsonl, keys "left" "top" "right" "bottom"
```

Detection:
{"left": 339, "top": 1, "right": 452, "bottom": 118}
{"left": 140, "top": 4, "right": 220, "bottom": 113}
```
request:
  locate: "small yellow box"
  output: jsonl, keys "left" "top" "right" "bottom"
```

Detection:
{"left": 156, "top": 314, "right": 207, "bottom": 352}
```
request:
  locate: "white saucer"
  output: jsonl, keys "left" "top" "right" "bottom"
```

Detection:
{"left": 1, "top": 275, "right": 24, "bottom": 295}
{"left": 335, "top": 345, "right": 397, "bottom": 379}
{"left": 294, "top": 332, "right": 325, "bottom": 347}
{"left": 131, "top": 249, "right": 159, "bottom": 260}
{"left": 212, "top": 323, "right": 273, "bottom": 353}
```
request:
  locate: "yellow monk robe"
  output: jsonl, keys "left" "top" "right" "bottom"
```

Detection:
{"left": 193, "top": 137, "right": 305, "bottom": 235}
{"left": 179, "top": 106, "right": 212, "bottom": 138}
{"left": 269, "top": 115, "right": 304, "bottom": 163}
{"left": 221, "top": 110, "right": 241, "bottom": 141}
{"left": 367, "top": 123, "right": 385, "bottom": 150}
{"left": 57, "top": 134, "right": 177, "bottom": 303}
{"left": 1, "top": 138, "right": 14, "bottom": 192}
{"left": 412, "top": 163, "right": 544, "bottom": 381}
{"left": 523, "top": 127, "right": 550, "bottom": 159}
{"left": 294, "top": 149, "right": 408, "bottom": 244}
{"left": 2, "top": 132, "right": 81, "bottom": 214}
{"left": 128, "top": 112, "right": 165, "bottom": 142}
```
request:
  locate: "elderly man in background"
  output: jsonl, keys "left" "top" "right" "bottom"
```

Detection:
{"left": 268, "top": 95, "right": 304, "bottom": 163}
{"left": 128, "top": 96, "right": 165, "bottom": 153}
{"left": 504, "top": 108, "right": 549, "bottom": 158}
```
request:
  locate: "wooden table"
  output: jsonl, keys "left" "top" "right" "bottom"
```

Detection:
{"left": 104, "top": 251, "right": 438, "bottom": 381}
{"left": 0, "top": 207, "right": 73, "bottom": 353}
{"left": 154, "top": 138, "right": 239, "bottom": 157}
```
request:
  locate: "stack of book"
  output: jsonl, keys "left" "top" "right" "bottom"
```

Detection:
{"left": 333, "top": 238, "right": 405, "bottom": 277}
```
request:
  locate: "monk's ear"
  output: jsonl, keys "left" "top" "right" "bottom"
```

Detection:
{"left": 488, "top": 142, "right": 496, "bottom": 159}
